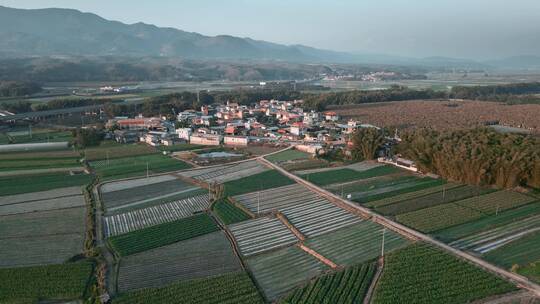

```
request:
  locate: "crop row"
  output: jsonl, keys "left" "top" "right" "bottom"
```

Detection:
{"left": 372, "top": 244, "right": 516, "bottom": 304}
{"left": 247, "top": 246, "right": 328, "bottom": 301}
{"left": 113, "top": 271, "right": 263, "bottom": 304}
{"left": 305, "top": 221, "right": 409, "bottom": 266}
{"left": 233, "top": 183, "right": 318, "bottom": 214}
{"left": 117, "top": 231, "right": 242, "bottom": 292}
{"left": 104, "top": 194, "right": 210, "bottom": 237}
{"left": 184, "top": 160, "right": 268, "bottom": 184}
{"left": 108, "top": 213, "right": 218, "bottom": 256}
{"left": 223, "top": 170, "right": 295, "bottom": 197}
{"left": 0, "top": 262, "right": 93, "bottom": 303}
{"left": 212, "top": 199, "right": 251, "bottom": 225}
{"left": 281, "top": 199, "right": 362, "bottom": 238}
{"left": 484, "top": 231, "right": 540, "bottom": 268}
{"left": 376, "top": 185, "right": 490, "bottom": 216}
{"left": 282, "top": 262, "right": 377, "bottom": 304}
{"left": 229, "top": 217, "right": 298, "bottom": 257}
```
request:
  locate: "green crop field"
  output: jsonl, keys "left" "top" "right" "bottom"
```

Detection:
{"left": 360, "top": 178, "right": 446, "bottom": 203}
{"left": 372, "top": 244, "right": 516, "bottom": 304}
{"left": 0, "top": 172, "right": 92, "bottom": 196}
{"left": 435, "top": 202, "right": 540, "bottom": 242}
{"left": 484, "top": 231, "right": 540, "bottom": 269}
{"left": 113, "top": 272, "right": 264, "bottom": 304}
{"left": 0, "top": 156, "right": 81, "bottom": 171}
{"left": 213, "top": 199, "right": 251, "bottom": 225}
{"left": 366, "top": 183, "right": 463, "bottom": 208}
{"left": 376, "top": 185, "right": 491, "bottom": 216}
{"left": 0, "top": 130, "right": 72, "bottom": 145}
{"left": 265, "top": 149, "right": 311, "bottom": 163}
{"left": 90, "top": 154, "right": 191, "bottom": 181}
{"left": 84, "top": 142, "right": 157, "bottom": 161}
{"left": 157, "top": 143, "right": 204, "bottom": 152}
{"left": 281, "top": 262, "right": 377, "bottom": 304}
{"left": 396, "top": 203, "right": 484, "bottom": 233}
{"left": 301, "top": 166, "right": 399, "bottom": 186}
{"left": 223, "top": 170, "right": 295, "bottom": 197}
{"left": 109, "top": 213, "right": 219, "bottom": 256}
{"left": 454, "top": 191, "right": 536, "bottom": 215}
{"left": 0, "top": 262, "right": 93, "bottom": 303}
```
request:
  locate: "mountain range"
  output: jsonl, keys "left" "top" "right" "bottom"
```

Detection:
{"left": 0, "top": 5, "right": 539, "bottom": 69}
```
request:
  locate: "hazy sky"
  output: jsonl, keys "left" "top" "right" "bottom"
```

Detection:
{"left": 1, "top": 0, "right": 539, "bottom": 59}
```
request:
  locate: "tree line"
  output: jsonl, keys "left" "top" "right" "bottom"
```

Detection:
{"left": 0, "top": 81, "right": 42, "bottom": 97}
{"left": 0, "top": 98, "right": 113, "bottom": 114}
{"left": 450, "top": 82, "right": 540, "bottom": 105}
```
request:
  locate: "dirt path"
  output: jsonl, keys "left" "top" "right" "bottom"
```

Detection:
{"left": 259, "top": 157, "right": 540, "bottom": 297}
{"left": 364, "top": 257, "right": 384, "bottom": 304}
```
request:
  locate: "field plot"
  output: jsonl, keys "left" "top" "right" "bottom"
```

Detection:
{"left": 0, "top": 172, "right": 92, "bottom": 196}
{"left": 180, "top": 160, "right": 269, "bottom": 184}
{"left": 100, "top": 174, "right": 178, "bottom": 193}
{"left": 104, "top": 194, "right": 210, "bottom": 237}
{"left": 0, "top": 262, "right": 93, "bottom": 303}
{"left": 0, "top": 130, "right": 72, "bottom": 144}
{"left": 449, "top": 214, "right": 540, "bottom": 254}
{"left": 300, "top": 165, "right": 399, "bottom": 186}
{"left": 90, "top": 154, "right": 191, "bottom": 181}
{"left": 108, "top": 213, "right": 219, "bottom": 256}
{"left": 280, "top": 199, "right": 363, "bottom": 238}
{"left": 213, "top": 199, "right": 251, "bottom": 225}
{"left": 436, "top": 202, "right": 540, "bottom": 242}
{"left": 293, "top": 161, "right": 382, "bottom": 176}
{"left": 117, "top": 231, "right": 242, "bottom": 292}
{"left": 0, "top": 194, "right": 85, "bottom": 215}
{"left": 484, "top": 231, "right": 540, "bottom": 268}
{"left": 282, "top": 261, "right": 377, "bottom": 304}
{"left": 232, "top": 183, "right": 319, "bottom": 214}
{"left": 372, "top": 244, "right": 516, "bottom": 304}
{"left": 265, "top": 149, "right": 311, "bottom": 163}
{"left": 84, "top": 143, "right": 157, "bottom": 161}
{"left": 114, "top": 271, "right": 263, "bottom": 304}
{"left": 223, "top": 170, "right": 295, "bottom": 197}
{"left": 366, "top": 183, "right": 463, "bottom": 208}
{"left": 229, "top": 217, "right": 298, "bottom": 257}
{"left": 0, "top": 154, "right": 81, "bottom": 172}
{"left": 305, "top": 221, "right": 409, "bottom": 266}
{"left": 376, "top": 185, "right": 491, "bottom": 216}
{"left": 454, "top": 190, "right": 536, "bottom": 215}
{"left": 396, "top": 203, "right": 484, "bottom": 233}
{"left": 0, "top": 185, "right": 81, "bottom": 205}
{"left": 247, "top": 246, "right": 329, "bottom": 301}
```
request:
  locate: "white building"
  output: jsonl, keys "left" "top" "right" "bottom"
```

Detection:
{"left": 176, "top": 128, "right": 192, "bottom": 140}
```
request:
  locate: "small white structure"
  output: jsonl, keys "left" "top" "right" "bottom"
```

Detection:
{"left": 190, "top": 134, "right": 222, "bottom": 146}
{"left": 176, "top": 128, "right": 192, "bottom": 140}
{"left": 224, "top": 136, "right": 249, "bottom": 146}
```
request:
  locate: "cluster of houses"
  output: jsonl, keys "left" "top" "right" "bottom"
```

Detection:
{"left": 106, "top": 99, "right": 381, "bottom": 155}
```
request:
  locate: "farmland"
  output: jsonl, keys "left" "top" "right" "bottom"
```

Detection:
{"left": 396, "top": 203, "right": 484, "bottom": 233}
{"left": 0, "top": 262, "right": 94, "bottom": 303}
{"left": 247, "top": 246, "right": 329, "bottom": 301}
{"left": 366, "top": 183, "right": 463, "bottom": 208}
{"left": 0, "top": 172, "right": 92, "bottom": 195}
{"left": 83, "top": 142, "right": 157, "bottom": 161}
{"left": 90, "top": 154, "right": 191, "bottom": 181}
{"left": 282, "top": 261, "right": 377, "bottom": 304}
{"left": 108, "top": 213, "right": 219, "bottom": 256}
{"left": 117, "top": 232, "right": 242, "bottom": 292}
{"left": 179, "top": 160, "right": 269, "bottom": 185}
{"left": 304, "top": 221, "right": 409, "bottom": 266}
{"left": 265, "top": 149, "right": 311, "bottom": 163}
{"left": 114, "top": 272, "right": 263, "bottom": 304}
{"left": 372, "top": 244, "right": 517, "bottom": 304}
{"left": 0, "top": 129, "right": 73, "bottom": 144}
{"left": 212, "top": 199, "right": 251, "bottom": 225}
{"left": 0, "top": 153, "right": 81, "bottom": 172}
{"left": 483, "top": 231, "right": 540, "bottom": 269}
{"left": 300, "top": 165, "right": 399, "bottom": 186}
{"left": 223, "top": 169, "right": 295, "bottom": 197}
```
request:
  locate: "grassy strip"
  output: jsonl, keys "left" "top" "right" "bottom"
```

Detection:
{"left": 281, "top": 261, "right": 377, "bottom": 304}
{"left": 0, "top": 262, "right": 94, "bottom": 303}
{"left": 372, "top": 244, "right": 516, "bottom": 304}
{"left": 223, "top": 170, "right": 295, "bottom": 197}
{"left": 113, "top": 272, "right": 264, "bottom": 304}
{"left": 109, "top": 213, "right": 219, "bottom": 256}
{"left": 435, "top": 202, "right": 540, "bottom": 242}
{"left": 213, "top": 199, "right": 251, "bottom": 225}
{"left": 0, "top": 172, "right": 93, "bottom": 196}
{"left": 300, "top": 166, "right": 399, "bottom": 186}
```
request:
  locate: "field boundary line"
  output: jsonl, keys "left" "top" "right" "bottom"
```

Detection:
{"left": 364, "top": 257, "right": 384, "bottom": 304}
{"left": 298, "top": 244, "right": 338, "bottom": 269}
{"left": 260, "top": 157, "right": 540, "bottom": 297}
{"left": 276, "top": 211, "right": 306, "bottom": 241}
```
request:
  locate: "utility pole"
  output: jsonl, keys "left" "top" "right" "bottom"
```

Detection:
{"left": 442, "top": 185, "right": 446, "bottom": 202}
{"left": 381, "top": 228, "right": 386, "bottom": 257}
{"left": 106, "top": 150, "right": 110, "bottom": 166}
{"left": 29, "top": 124, "right": 32, "bottom": 139}
{"left": 146, "top": 162, "right": 149, "bottom": 178}
{"left": 496, "top": 205, "right": 500, "bottom": 216}
{"left": 341, "top": 184, "right": 344, "bottom": 198}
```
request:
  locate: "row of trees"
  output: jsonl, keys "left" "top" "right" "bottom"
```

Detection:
{"left": 0, "top": 98, "right": 113, "bottom": 114}
{"left": 397, "top": 128, "right": 540, "bottom": 189}
{"left": 0, "top": 81, "right": 42, "bottom": 97}
{"left": 450, "top": 82, "right": 540, "bottom": 105}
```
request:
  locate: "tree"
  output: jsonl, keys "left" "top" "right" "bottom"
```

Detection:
{"left": 351, "top": 127, "right": 386, "bottom": 161}
{"left": 72, "top": 128, "right": 103, "bottom": 148}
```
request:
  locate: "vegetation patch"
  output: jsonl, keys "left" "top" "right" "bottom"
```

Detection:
{"left": 396, "top": 203, "right": 484, "bottom": 233}
{"left": 108, "top": 213, "right": 219, "bottom": 256}
{"left": 213, "top": 199, "right": 251, "bottom": 225}
{"left": 0, "top": 172, "right": 92, "bottom": 196}
{"left": 265, "top": 149, "right": 311, "bottom": 163}
{"left": 113, "top": 272, "right": 264, "bottom": 304}
{"left": 0, "top": 262, "right": 93, "bottom": 303}
{"left": 372, "top": 244, "right": 516, "bottom": 304}
{"left": 223, "top": 170, "right": 295, "bottom": 197}
{"left": 301, "top": 166, "right": 399, "bottom": 186}
{"left": 83, "top": 142, "right": 157, "bottom": 161}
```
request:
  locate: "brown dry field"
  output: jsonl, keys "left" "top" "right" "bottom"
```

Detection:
{"left": 330, "top": 100, "right": 540, "bottom": 133}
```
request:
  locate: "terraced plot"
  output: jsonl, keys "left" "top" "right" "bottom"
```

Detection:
{"left": 280, "top": 199, "right": 363, "bottom": 238}
{"left": 114, "top": 271, "right": 264, "bottom": 304}
{"left": 450, "top": 214, "right": 540, "bottom": 254}
{"left": 117, "top": 232, "right": 242, "bottom": 292}
{"left": 372, "top": 244, "right": 516, "bottom": 304}
{"left": 282, "top": 262, "right": 377, "bottom": 304}
{"left": 180, "top": 160, "right": 268, "bottom": 184}
{"left": 232, "top": 184, "right": 319, "bottom": 214}
{"left": 305, "top": 221, "right": 409, "bottom": 266}
{"left": 247, "top": 246, "right": 328, "bottom": 301}
{"left": 229, "top": 217, "right": 298, "bottom": 257}
{"left": 104, "top": 194, "right": 210, "bottom": 237}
